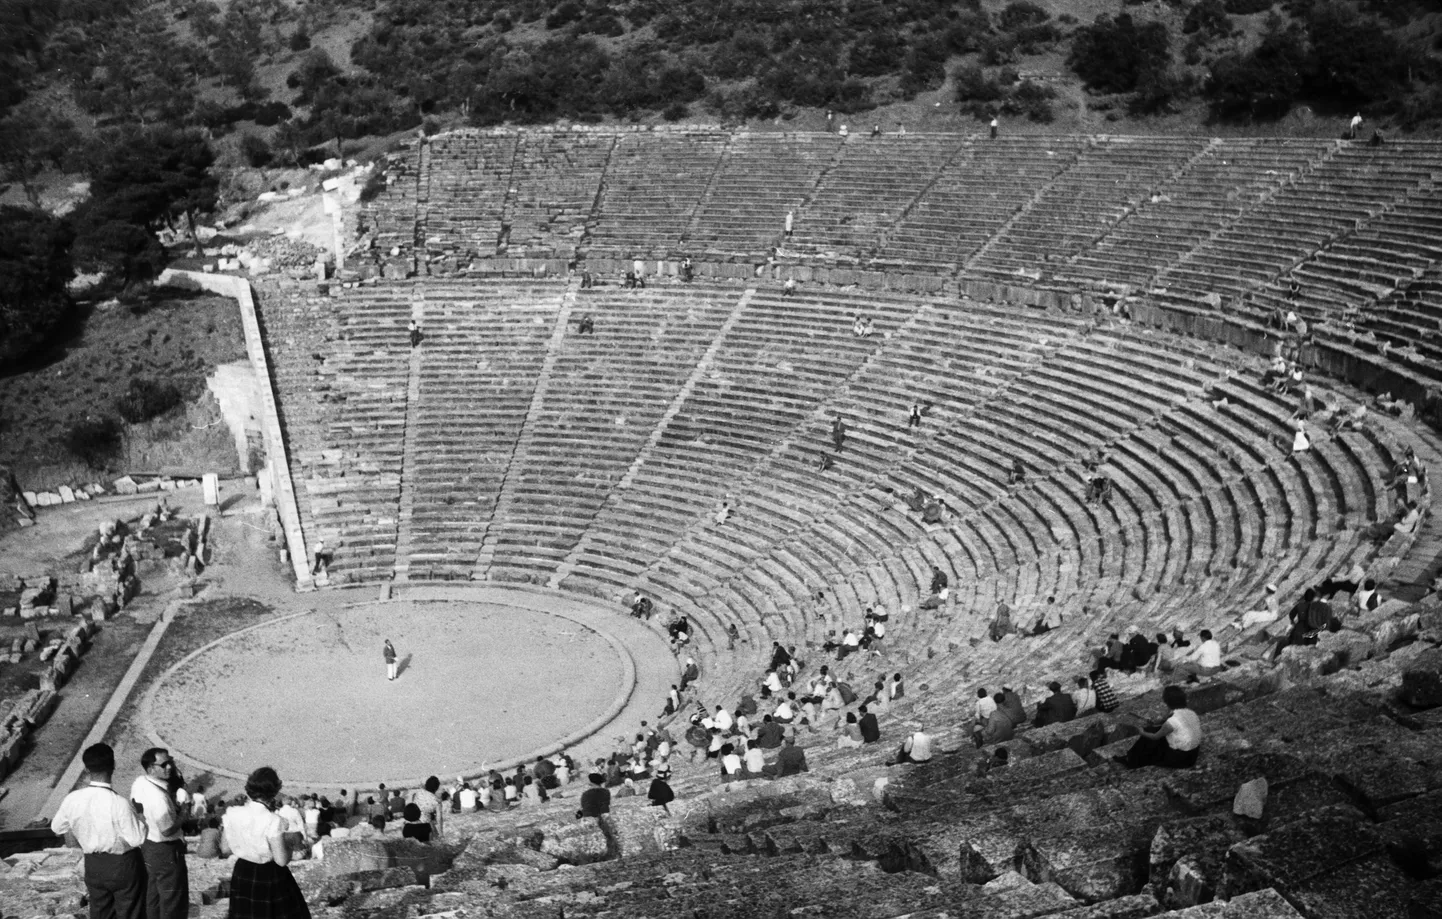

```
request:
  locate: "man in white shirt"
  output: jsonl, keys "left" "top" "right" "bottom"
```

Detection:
{"left": 53, "top": 743, "right": 148, "bottom": 919}
{"left": 1174, "top": 629, "right": 1223, "bottom": 681}
{"left": 974, "top": 687, "right": 996, "bottom": 724}
{"left": 891, "top": 729, "right": 933, "bottom": 765}
{"left": 711, "top": 706, "right": 734, "bottom": 733}
{"left": 129, "top": 747, "right": 189, "bottom": 919}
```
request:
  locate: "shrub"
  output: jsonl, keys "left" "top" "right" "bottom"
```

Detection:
{"left": 954, "top": 64, "right": 1006, "bottom": 105}
{"left": 117, "top": 378, "right": 185, "bottom": 424}
{"left": 1224, "top": 0, "right": 1272, "bottom": 12}
{"left": 65, "top": 416, "right": 124, "bottom": 470}
{"left": 999, "top": 2, "right": 1050, "bottom": 31}
{"left": 1203, "top": 18, "right": 1306, "bottom": 119}
{"left": 662, "top": 101, "right": 689, "bottom": 121}
{"left": 1005, "top": 78, "right": 1056, "bottom": 121}
{"left": 1304, "top": 3, "right": 1408, "bottom": 106}
{"left": 0, "top": 206, "right": 75, "bottom": 368}
{"left": 1184, "top": 0, "right": 1231, "bottom": 37}
{"left": 289, "top": 28, "right": 311, "bottom": 51}
{"left": 239, "top": 133, "right": 272, "bottom": 167}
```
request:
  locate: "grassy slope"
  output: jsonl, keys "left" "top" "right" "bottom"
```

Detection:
{"left": 0, "top": 291, "right": 248, "bottom": 490}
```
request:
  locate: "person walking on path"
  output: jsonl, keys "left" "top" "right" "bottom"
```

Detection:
{"left": 51, "top": 743, "right": 148, "bottom": 919}
{"left": 130, "top": 747, "right": 189, "bottom": 919}
{"left": 384, "top": 640, "right": 398, "bottom": 681}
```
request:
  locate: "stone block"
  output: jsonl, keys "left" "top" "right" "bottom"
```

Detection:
{"left": 22, "top": 491, "right": 37, "bottom": 506}
{"left": 317, "top": 837, "right": 391, "bottom": 876}
{"left": 1401, "top": 649, "right": 1442, "bottom": 709}
{"left": 1277, "top": 646, "right": 1339, "bottom": 682}
{"left": 1029, "top": 892, "right": 1162, "bottom": 918}
{"left": 1152, "top": 815, "right": 1250, "bottom": 909}
{"left": 537, "top": 819, "right": 610, "bottom": 864}
{"left": 114, "top": 476, "right": 137, "bottom": 495}
{"left": 58, "top": 486, "right": 75, "bottom": 503}
{"left": 1234, "top": 778, "right": 1268, "bottom": 820}
{"left": 1315, "top": 629, "right": 1375, "bottom": 668}
{"left": 1023, "top": 818, "right": 1159, "bottom": 902}
{"left": 1220, "top": 807, "right": 1413, "bottom": 917}
{"left": 608, "top": 805, "right": 680, "bottom": 858}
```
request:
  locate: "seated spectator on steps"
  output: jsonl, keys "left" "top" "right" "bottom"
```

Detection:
{"left": 576, "top": 774, "right": 610, "bottom": 819}
{"left": 1072, "top": 676, "right": 1096, "bottom": 716}
{"left": 1114, "top": 686, "right": 1202, "bottom": 770}
{"left": 1353, "top": 578, "right": 1381, "bottom": 615}
{"left": 1148, "top": 633, "right": 1177, "bottom": 676}
{"left": 858, "top": 705, "right": 881, "bottom": 744}
{"left": 989, "top": 602, "right": 1015, "bottom": 642}
{"left": 401, "top": 804, "right": 432, "bottom": 843}
{"left": 647, "top": 767, "right": 675, "bottom": 813}
{"left": 972, "top": 694, "right": 1015, "bottom": 748}
{"left": 1098, "top": 633, "right": 1125, "bottom": 671}
{"left": 1171, "top": 629, "right": 1223, "bottom": 682}
{"left": 195, "top": 817, "right": 223, "bottom": 859}
{"left": 973, "top": 686, "right": 996, "bottom": 726}
{"left": 1032, "top": 681, "right": 1076, "bottom": 727}
{"left": 998, "top": 686, "right": 1026, "bottom": 726}
{"left": 1007, "top": 458, "right": 1026, "bottom": 485}
{"left": 1232, "top": 583, "right": 1281, "bottom": 631}
{"left": 838, "top": 712, "right": 864, "bottom": 749}
{"left": 754, "top": 714, "right": 785, "bottom": 749}
{"left": 1091, "top": 669, "right": 1119, "bottom": 713}
{"left": 1120, "top": 632, "right": 1157, "bottom": 672}
{"left": 719, "top": 744, "right": 743, "bottom": 783}
{"left": 890, "top": 729, "right": 933, "bottom": 765}
{"left": 764, "top": 737, "right": 808, "bottom": 778}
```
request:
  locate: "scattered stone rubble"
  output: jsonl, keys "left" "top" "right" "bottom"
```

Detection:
{"left": 18, "top": 475, "right": 204, "bottom": 522}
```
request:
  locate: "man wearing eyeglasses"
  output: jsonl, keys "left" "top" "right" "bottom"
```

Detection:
{"left": 129, "top": 748, "right": 189, "bottom": 919}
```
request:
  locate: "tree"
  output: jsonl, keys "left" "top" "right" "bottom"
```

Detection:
{"left": 1068, "top": 13, "right": 1172, "bottom": 95}
{"left": 1306, "top": 3, "right": 1408, "bottom": 108}
{"left": 87, "top": 128, "right": 218, "bottom": 240}
{"left": 1204, "top": 14, "right": 1306, "bottom": 120}
{"left": 0, "top": 206, "right": 74, "bottom": 366}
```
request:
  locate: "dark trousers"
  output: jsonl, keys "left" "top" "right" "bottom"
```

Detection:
{"left": 140, "top": 839, "right": 188, "bottom": 919}
{"left": 1123, "top": 735, "right": 1199, "bottom": 769}
{"left": 85, "top": 849, "right": 146, "bottom": 919}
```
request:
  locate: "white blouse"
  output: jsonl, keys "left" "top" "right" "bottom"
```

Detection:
{"left": 222, "top": 800, "right": 283, "bottom": 864}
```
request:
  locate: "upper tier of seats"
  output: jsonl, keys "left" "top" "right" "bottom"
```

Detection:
{"left": 362, "top": 130, "right": 1442, "bottom": 389}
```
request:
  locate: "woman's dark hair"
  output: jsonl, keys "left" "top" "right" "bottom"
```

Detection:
{"left": 1162, "top": 685, "right": 1189, "bottom": 710}
{"left": 846, "top": 712, "right": 857, "bottom": 723}
{"left": 403, "top": 803, "right": 421, "bottom": 821}
{"left": 424, "top": 775, "right": 440, "bottom": 793}
{"left": 245, "top": 766, "right": 282, "bottom": 802}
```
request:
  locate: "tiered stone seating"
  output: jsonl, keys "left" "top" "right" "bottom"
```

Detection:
{"left": 583, "top": 132, "right": 729, "bottom": 259}
{"left": 968, "top": 136, "right": 1210, "bottom": 281}
{"left": 500, "top": 132, "right": 616, "bottom": 259}
{"left": 686, "top": 132, "right": 843, "bottom": 256}
{"left": 1060, "top": 139, "right": 1333, "bottom": 290}
{"left": 1148, "top": 142, "right": 1442, "bottom": 318}
{"left": 254, "top": 281, "right": 413, "bottom": 582}
{"left": 481, "top": 284, "right": 743, "bottom": 584}
{"left": 423, "top": 133, "right": 518, "bottom": 258}
{"left": 786, "top": 134, "right": 964, "bottom": 260}
{"left": 874, "top": 135, "right": 1087, "bottom": 268}
{"left": 401, "top": 279, "right": 568, "bottom": 578}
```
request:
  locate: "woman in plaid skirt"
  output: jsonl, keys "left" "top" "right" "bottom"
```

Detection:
{"left": 221, "top": 767, "right": 310, "bottom": 919}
